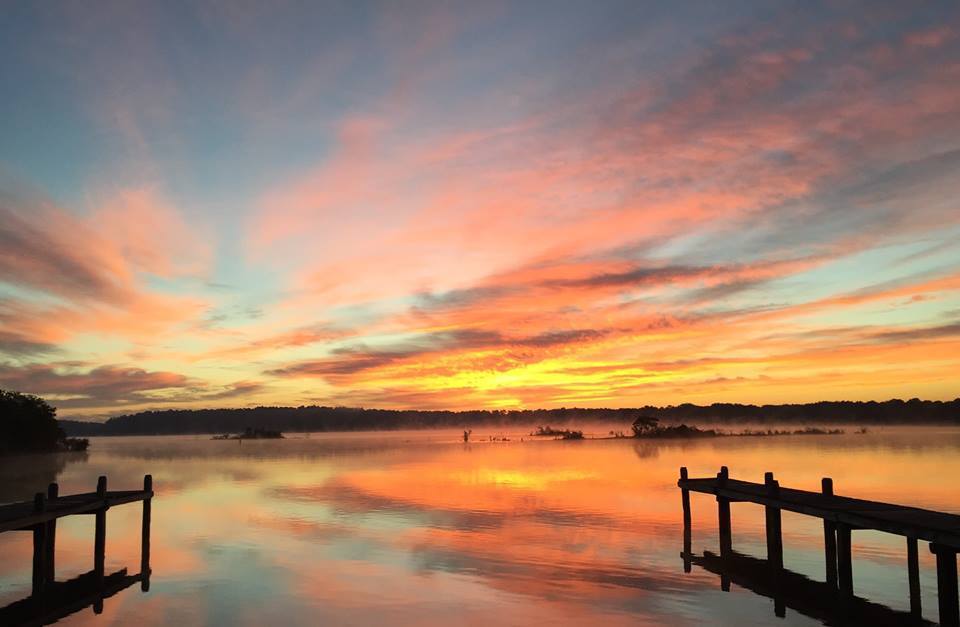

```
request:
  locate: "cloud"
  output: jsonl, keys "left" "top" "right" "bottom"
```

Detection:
{"left": 869, "top": 322, "right": 960, "bottom": 344}
{"left": 209, "top": 323, "right": 351, "bottom": 358}
{"left": 0, "top": 184, "right": 213, "bottom": 359}
{"left": 266, "top": 328, "right": 611, "bottom": 380}
{"left": 0, "top": 363, "right": 192, "bottom": 402}
{"left": 0, "top": 361, "right": 271, "bottom": 411}
{"left": 0, "top": 193, "right": 129, "bottom": 303}
{"left": 0, "top": 331, "right": 56, "bottom": 357}
{"left": 197, "top": 380, "right": 266, "bottom": 400}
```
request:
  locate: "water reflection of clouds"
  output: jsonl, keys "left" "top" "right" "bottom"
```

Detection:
{"left": 3, "top": 431, "right": 959, "bottom": 624}
{"left": 0, "top": 452, "right": 87, "bottom": 503}
{"left": 270, "top": 482, "right": 635, "bottom": 533}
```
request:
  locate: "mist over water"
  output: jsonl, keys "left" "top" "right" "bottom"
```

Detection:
{"left": 1, "top": 427, "right": 958, "bottom": 625}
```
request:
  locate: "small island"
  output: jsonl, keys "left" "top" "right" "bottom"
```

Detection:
{"left": 527, "top": 417, "right": 849, "bottom": 442}
{"left": 531, "top": 426, "right": 584, "bottom": 440}
{"left": 630, "top": 416, "right": 844, "bottom": 439}
{"left": 212, "top": 427, "right": 285, "bottom": 440}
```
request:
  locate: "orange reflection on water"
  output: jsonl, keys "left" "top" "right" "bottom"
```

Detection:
{"left": 0, "top": 428, "right": 958, "bottom": 625}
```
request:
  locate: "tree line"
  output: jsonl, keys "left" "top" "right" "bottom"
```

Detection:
{"left": 58, "top": 398, "right": 960, "bottom": 436}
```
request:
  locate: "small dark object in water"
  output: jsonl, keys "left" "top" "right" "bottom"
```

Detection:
{"left": 211, "top": 427, "right": 284, "bottom": 440}
{"left": 62, "top": 438, "right": 89, "bottom": 451}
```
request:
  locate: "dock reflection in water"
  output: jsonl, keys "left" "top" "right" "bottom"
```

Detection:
{"left": 683, "top": 550, "right": 935, "bottom": 626}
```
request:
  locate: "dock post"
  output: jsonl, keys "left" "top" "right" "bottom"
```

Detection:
{"left": 764, "top": 473, "right": 783, "bottom": 570}
{"left": 931, "top": 543, "right": 959, "bottom": 627}
{"left": 94, "top": 475, "right": 107, "bottom": 583}
{"left": 908, "top": 537, "right": 921, "bottom": 617}
{"left": 93, "top": 476, "right": 108, "bottom": 613}
{"left": 680, "top": 468, "right": 691, "bottom": 573}
{"left": 837, "top": 522, "right": 853, "bottom": 595}
{"left": 717, "top": 467, "right": 732, "bottom": 558}
{"left": 141, "top": 474, "right": 153, "bottom": 591}
{"left": 45, "top": 483, "right": 58, "bottom": 584}
{"left": 822, "top": 478, "right": 838, "bottom": 587}
{"left": 774, "top": 597, "right": 786, "bottom": 618}
{"left": 31, "top": 492, "right": 47, "bottom": 596}
{"left": 680, "top": 467, "right": 691, "bottom": 528}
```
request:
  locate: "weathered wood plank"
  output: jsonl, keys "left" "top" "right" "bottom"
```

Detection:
{"left": 0, "top": 490, "right": 153, "bottom": 533}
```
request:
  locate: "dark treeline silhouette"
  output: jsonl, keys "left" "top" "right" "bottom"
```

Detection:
{"left": 58, "top": 398, "right": 960, "bottom": 437}
{"left": 1, "top": 389, "right": 89, "bottom": 454}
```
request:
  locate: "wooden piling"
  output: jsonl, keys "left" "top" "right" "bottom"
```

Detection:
{"left": 680, "top": 467, "right": 691, "bottom": 528}
{"left": 718, "top": 497, "right": 732, "bottom": 557}
{"left": 907, "top": 536, "right": 921, "bottom": 617}
{"left": 764, "top": 473, "right": 783, "bottom": 570}
{"left": 716, "top": 471, "right": 730, "bottom": 597}
{"left": 931, "top": 543, "right": 959, "bottom": 627}
{"left": 45, "top": 483, "right": 58, "bottom": 584}
{"left": 680, "top": 468, "right": 691, "bottom": 573}
{"left": 141, "top": 474, "right": 152, "bottom": 591}
{"left": 94, "top": 476, "right": 107, "bottom": 582}
{"left": 31, "top": 493, "right": 47, "bottom": 596}
{"left": 774, "top": 597, "right": 786, "bottom": 618}
{"left": 821, "top": 478, "right": 838, "bottom": 587}
{"left": 837, "top": 522, "right": 853, "bottom": 595}
{"left": 717, "top": 466, "right": 732, "bottom": 558}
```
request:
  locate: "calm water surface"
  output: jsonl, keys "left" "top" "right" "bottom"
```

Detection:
{"left": 1, "top": 427, "right": 958, "bottom": 625}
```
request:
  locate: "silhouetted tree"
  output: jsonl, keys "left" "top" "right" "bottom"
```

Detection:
{"left": 631, "top": 415, "right": 659, "bottom": 437}
{"left": 0, "top": 389, "right": 66, "bottom": 454}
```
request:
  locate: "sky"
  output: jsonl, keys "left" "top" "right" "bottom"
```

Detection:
{"left": 0, "top": 0, "right": 958, "bottom": 419}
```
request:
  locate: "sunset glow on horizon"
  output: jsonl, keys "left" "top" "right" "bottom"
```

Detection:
{"left": 1, "top": 1, "right": 959, "bottom": 418}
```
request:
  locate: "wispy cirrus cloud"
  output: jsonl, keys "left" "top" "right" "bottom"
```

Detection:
{"left": 0, "top": 184, "right": 213, "bottom": 356}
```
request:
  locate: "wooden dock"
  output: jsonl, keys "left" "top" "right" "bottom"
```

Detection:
{"left": 0, "top": 475, "right": 153, "bottom": 624}
{"left": 679, "top": 467, "right": 960, "bottom": 626}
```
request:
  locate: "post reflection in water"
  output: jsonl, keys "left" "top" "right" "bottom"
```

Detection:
{"left": 684, "top": 550, "right": 935, "bottom": 626}
{"left": 0, "top": 427, "right": 957, "bottom": 625}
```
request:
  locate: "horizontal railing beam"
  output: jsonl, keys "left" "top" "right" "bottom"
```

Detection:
{"left": 679, "top": 476, "right": 960, "bottom": 549}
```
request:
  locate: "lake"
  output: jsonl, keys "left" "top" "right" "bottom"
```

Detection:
{"left": 1, "top": 427, "right": 958, "bottom": 625}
